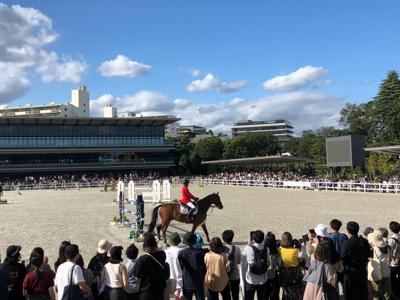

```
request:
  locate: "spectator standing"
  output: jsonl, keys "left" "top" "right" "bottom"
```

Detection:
{"left": 222, "top": 230, "right": 241, "bottom": 300}
{"left": 0, "top": 265, "right": 11, "bottom": 300}
{"left": 328, "top": 219, "right": 348, "bottom": 254}
{"left": 77, "top": 255, "right": 95, "bottom": 300}
{"left": 133, "top": 234, "right": 170, "bottom": 300}
{"left": 263, "top": 232, "right": 280, "bottom": 300}
{"left": 54, "top": 244, "right": 91, "bottom": 300}
{"left": 303, "top": 240, "right": 338, "bottom": 300}
{"left": 340, "top": 221, "right": 371, "bottom": 300}
{"left": 54, "top": 241, "right": 71, "bottom": 272}
{"left": 26, "top": 247, "right": 54, "bottom": 276}
{"left": 278, "top": 232, "right": 303, "bottom": 300}
{"left": 124, "top": 244, "right": 140, "bottom": 300}
{"left": 101, "top": 246, "right": 128, "bottom": 300}
{"left": 368, "top": 230, "right": 391, "bottom": 299}
{"left": 0, "top": 245, "right": 26, "bottom": 300}
{"left": 88, "top": 239, "right": 112, "bottom": 299}
{"left": 165, "top": 233, "right": 183, "bottom": 300}
{"left": 388, "top": 221, "right": 400, "bottom": 299}
{"left": 240, "top": 230, "right": 269, "bottom": 300}
{"left": 178, "top": 232, "right": 206, "bottom": 300}
{"left": 204, "top": 237, "right": 231, "bottom": 300}
{"left": 23, "top": 251, "right": 55, "bottom": 300}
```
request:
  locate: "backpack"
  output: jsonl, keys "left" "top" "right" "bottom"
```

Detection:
{"left": 249, "top": 245, "right": 269, "bottom": 275}
{"left": 227, "top": 245, "right": 236, "bottom": 275}
{"left": 391, "top": 238, "right": 400, "bottom": 264}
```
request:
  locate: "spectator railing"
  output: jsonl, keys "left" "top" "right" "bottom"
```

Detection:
{"left": 203, "top": 178, "right": 400, "bottom": 194}
{"left": 1, "top": 179, "right": 156, "bottom": 192}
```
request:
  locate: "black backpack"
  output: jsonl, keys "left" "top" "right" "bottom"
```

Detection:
{"left": 249, "top": 245, "right": 269, "bottom": 275}
{"left": 227, "top": 245, "right": 236, "bottom": 275}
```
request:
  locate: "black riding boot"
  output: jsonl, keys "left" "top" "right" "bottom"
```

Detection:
{"left": 186, "top": 208, "right": 194, "bottom": 221}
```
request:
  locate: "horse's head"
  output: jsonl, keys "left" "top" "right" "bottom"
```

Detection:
{"left": 211, "top": 192, "right": 223, "bottom": 209}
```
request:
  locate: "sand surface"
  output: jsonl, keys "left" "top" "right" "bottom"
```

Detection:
{"left": 0, "top": 184, "right": 399, "bottom": 266}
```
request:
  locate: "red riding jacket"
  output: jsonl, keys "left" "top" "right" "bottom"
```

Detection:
{"left": 179, "top": 185, "right": 197, "bottom": 205}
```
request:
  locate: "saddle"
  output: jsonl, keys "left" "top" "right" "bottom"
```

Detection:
{"left": 179, "top": 203, "right": 198, "bottom": 216}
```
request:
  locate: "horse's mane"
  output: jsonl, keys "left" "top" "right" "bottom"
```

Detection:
{"left": 198, "top": 193, "right": 217, "bottom": 202}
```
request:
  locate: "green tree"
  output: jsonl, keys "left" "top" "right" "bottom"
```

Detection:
{"left": 373, "top": 70, "right": 400, "bottom": 143}
{"left": 193, "top": 137, "right": 224, "bottom": 161}
{"left": 339, "top": 102, "right": 373, "bottom": 139}
{"left": 222, "top": 133, "right": 280, "bottom": 159}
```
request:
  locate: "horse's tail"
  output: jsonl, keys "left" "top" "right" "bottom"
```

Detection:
{"left": 147, "top": 205, "right": 162, "bottom": 233}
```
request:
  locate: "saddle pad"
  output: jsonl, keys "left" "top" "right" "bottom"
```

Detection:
{"left": 179, "top": 205, "right": 198, "bottom": 215}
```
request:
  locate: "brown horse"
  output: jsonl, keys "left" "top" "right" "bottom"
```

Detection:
{"left": 147, "top": 193, "right": 223, "bottom": 244}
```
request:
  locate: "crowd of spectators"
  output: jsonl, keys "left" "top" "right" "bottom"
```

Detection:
{"left": 205, "top": 170, "right": 400, "bottom": 186}
{"left": 1, "top": 219, "right": 400, "bottom": 300}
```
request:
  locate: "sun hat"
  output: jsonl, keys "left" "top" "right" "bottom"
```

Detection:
{"left": 314, "top": 224, "right": 329, "bottom": 238}
{"left": 6, "top": 245, "right": 21, "bottom": 258}
{"left": 169, "top": 232, "right": 181, "bottom": 246}
{"left": 97, "top": 239, "right": 112, "bottom": 254}
{"left": 368, "top": 229, "right": 387, "bottom": 248}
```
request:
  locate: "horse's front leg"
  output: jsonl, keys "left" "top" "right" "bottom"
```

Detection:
{"left": 201, "top": 223, "right": 211, "bottom": 243}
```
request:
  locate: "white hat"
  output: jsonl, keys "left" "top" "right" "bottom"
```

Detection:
{"left": 368, "top": 230, "right": 387, "bottom": 248}
{"left": 97, "top": 239, "right": 112, "bottom": 254}
{"left": 315, "top": 224, "right": 329, "bottom": 238}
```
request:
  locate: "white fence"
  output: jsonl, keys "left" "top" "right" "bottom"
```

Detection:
{"left": 203, "top": 178, "right": 400, "bottom": 194}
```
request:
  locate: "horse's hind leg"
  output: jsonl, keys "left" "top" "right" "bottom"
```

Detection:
{"left": 156, "top": 224, "right": 162, "bottom": 240}
{"left": 162, "top": 219, "right": 171, "bottom": 245}
{"left": 201, "top": 223, "right": 211, "bottom": 243}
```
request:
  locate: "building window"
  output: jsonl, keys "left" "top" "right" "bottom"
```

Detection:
{"left": 64, "top": 108, "right": 67, "bottom": 111}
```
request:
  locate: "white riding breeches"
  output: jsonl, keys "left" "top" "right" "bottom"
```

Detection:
{"left": 186, "top": 202, "right": 196, "bottom": 209}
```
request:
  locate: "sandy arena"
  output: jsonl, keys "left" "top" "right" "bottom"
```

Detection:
{"left": 0, "top": 184, "right": 399, "bottom": 265}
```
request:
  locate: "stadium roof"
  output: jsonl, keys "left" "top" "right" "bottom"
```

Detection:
{"left": 0, "top": 116, "right": 179, "bottom": 126}
{"left": 202, "top": 155, "right": 315, "bottom": 166}
{"left": 365, "top": 145, "right": 400, "bottom": 156}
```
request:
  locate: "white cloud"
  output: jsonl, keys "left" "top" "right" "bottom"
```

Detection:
{"left": 91, "top": 89, "right": 343, "bottom": 134}
{"left": 190, "top": 68, "right": 200, "bottom": 77}
{"left": 0, "top": 3, "right": 86, "bottom": 103}
{"left": 186, "top": 73, "right": 248, "bottom": 93}
{"left": 36, "top": 51, "right": 86, "bottom": 83}
{"left": 263, "top": 65, "right": 328, "bottom": 91}
{"left": 97, "top": 55, "right": 151, "bottom": 78}
{"left": 362, "top": 78, "right": 374, "bottom": 85}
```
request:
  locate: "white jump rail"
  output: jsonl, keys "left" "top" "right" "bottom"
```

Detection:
{"left": 203, "top": 178, "right": 400, "bottom": 194}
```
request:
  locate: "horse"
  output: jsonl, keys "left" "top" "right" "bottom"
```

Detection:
{"left": 147, "top": 193, "right": 223, "bottom": 244}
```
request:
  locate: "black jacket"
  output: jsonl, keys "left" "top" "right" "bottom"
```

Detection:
{"left": 178, "top": 248, "right": 206, "bottom": 291}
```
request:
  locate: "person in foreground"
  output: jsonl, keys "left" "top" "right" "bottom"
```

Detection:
{"left": 204, "top": 237, "right": 231, "bottom": 300}
{"left": 54, "top": 244, "right": 91, "bottom": 300}
{"left": 340, "top": 221, "right": 371, "bottom": 300}
{"left": 303, "top": 239, "right": 338, "bottom": 300}
{"left": 133, "top": 234, "right": 170, "bottom": 300}
{"left": 101, "top": 246, "right": 128, "bottom": 300}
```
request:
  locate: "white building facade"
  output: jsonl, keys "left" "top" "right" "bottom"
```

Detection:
{"left": 0, "top": 86, "right": 90, "bottom": 118}
{"left": 231, "top": 120, "right": 294, "bottom": 141}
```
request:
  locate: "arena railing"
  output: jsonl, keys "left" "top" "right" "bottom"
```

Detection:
{"left": 202, "top": 178, "right": 400, "bottom": 194}
{"left": 1, "top": 179, "right": 157, "bottom": 192}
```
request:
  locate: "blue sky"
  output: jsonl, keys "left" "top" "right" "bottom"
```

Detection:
{"left": 1, "top": 1, "right": 399, "bottom": 133}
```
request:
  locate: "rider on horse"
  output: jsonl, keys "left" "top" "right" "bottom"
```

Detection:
{"left": 179, "top": 178, "right": 198, "bottom": 221}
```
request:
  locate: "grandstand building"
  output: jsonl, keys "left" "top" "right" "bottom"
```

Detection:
{"left": 0, "top": 116, "right": 178, "bottom": 173}
{"left": 231, "top": 119, "right": 294, "bottom": 141}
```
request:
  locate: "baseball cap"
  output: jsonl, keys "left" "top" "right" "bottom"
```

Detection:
{"left": 6, "top": 245, "right": 21, "bottom": 259}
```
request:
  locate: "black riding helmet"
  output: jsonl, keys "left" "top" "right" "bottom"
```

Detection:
{"left": 183, "top": 178, "right": 190, "bottom": 185}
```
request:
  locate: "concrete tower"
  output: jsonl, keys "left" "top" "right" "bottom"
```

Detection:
{"left": 71, "top": 85, "right": 89, "bottom": 117}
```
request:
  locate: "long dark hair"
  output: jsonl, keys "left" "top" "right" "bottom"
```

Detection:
{"left": 264, "top": 232, "right": 278, "bottom": 255}
{"left": 26, "top": 247, "right": 44, "bottom": 272}
{"left": 54, "top": 241, "right": 71, "bottom": 271}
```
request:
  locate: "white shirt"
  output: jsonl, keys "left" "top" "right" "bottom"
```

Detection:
{"left": 165, "top": 246, "right": 183, "bottom": 289}
{"left": 55, "top": 261, "right": 85, "bottom": 300}
{"left": 240, "top": 243, "right": 269, "bottom": 285}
